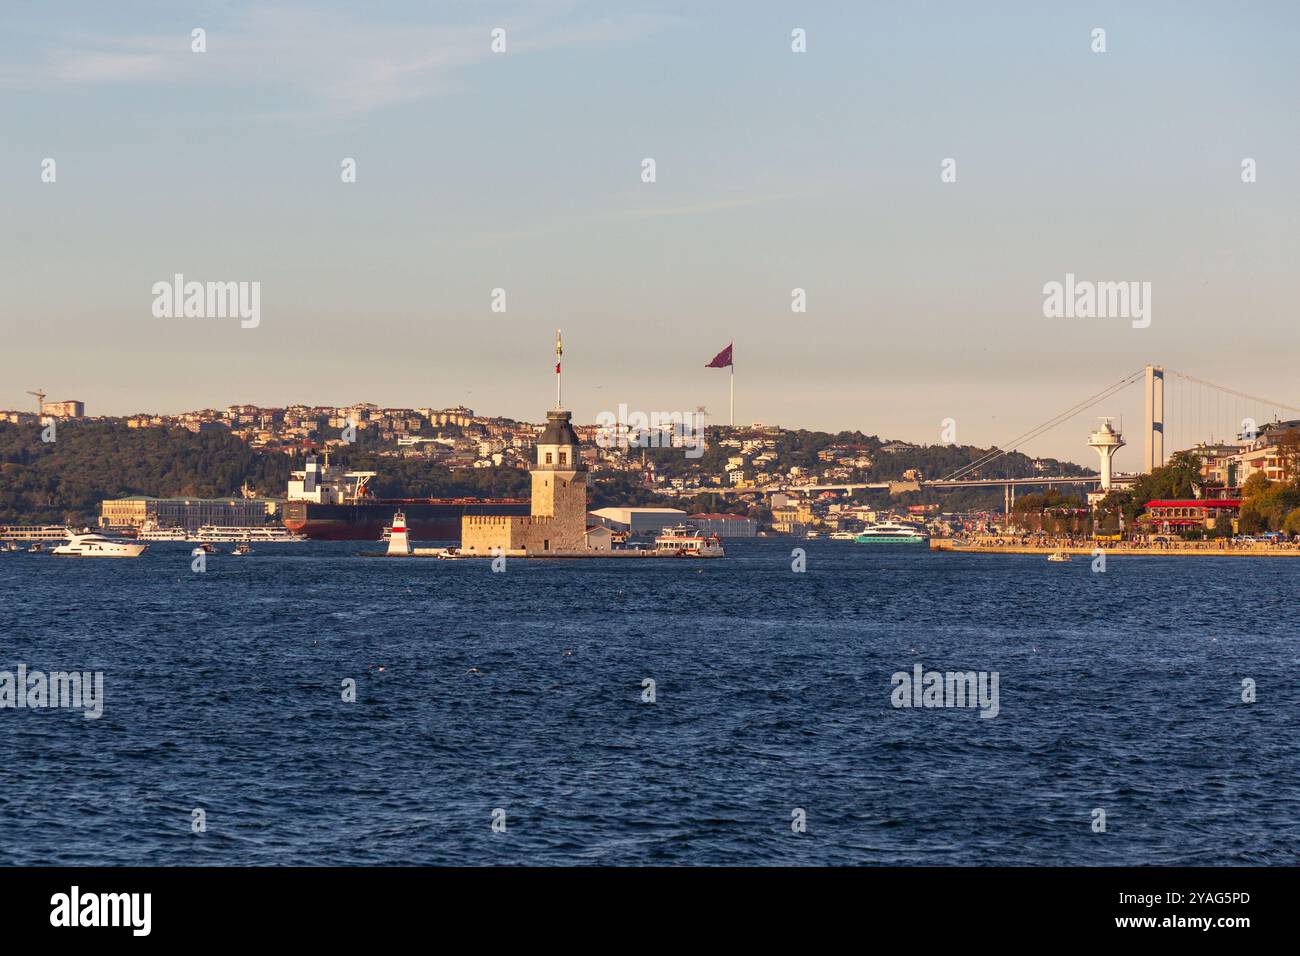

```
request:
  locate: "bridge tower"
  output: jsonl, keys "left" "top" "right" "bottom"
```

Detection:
{"left": 1142, "top": 365, "right": 1164, "bottom": 472}
{"left": 1088, "top": 418, "right": 1125, "bottom": 490}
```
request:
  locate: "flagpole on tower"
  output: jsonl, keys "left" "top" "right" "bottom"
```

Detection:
{"left": 555, "top": 329, "right": 563, "bottom": 409}
{"left": 729, "top": 360, "right": 734, "bottom": 428}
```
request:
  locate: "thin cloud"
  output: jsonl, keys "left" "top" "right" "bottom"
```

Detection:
{"left": 0, "top": 4, "right": 674, "bottom": 122}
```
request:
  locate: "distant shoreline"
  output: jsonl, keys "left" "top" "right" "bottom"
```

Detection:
{"left": 932, "top": 539, "right": 1300, "bottom": 557}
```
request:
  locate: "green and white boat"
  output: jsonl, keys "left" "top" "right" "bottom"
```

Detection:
{"left": 854, "top": 522, "right": 928, "bottom": 544}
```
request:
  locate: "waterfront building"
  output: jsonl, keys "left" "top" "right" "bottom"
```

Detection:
{"left": 772, "top": 504, "right": 807, "bottom": 536}
{"left": 1135, "top": 499, "right": 1241, "bottom": 535}
{"left": 584, "top": 524, "right": 614, "bottom": 551}
{"left": 100, "top": 495, "right": 282, "bottom": 533}
{"left": 688, "top": 513, "right": 758, "bottom": 537}
{"left": 588, "top": 506, "right": 688, "bottom": 535}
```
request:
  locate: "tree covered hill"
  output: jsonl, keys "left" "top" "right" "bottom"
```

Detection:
{"left": 0, "top": 419, "right": 1095, "bottom": 526}
{"left": 0, "top": 422, "right": 295, "bottom": 525}
{"left": 0, "top": 421, "right": 536, "bottom": 526}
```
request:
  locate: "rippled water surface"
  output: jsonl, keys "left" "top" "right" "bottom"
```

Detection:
{"left": 1, "top": 540, "right": 1296, "bottom": 865}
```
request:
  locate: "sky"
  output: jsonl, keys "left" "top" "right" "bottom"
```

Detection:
{"left": 2, "top": 0, "right": 1298, "bottom": 469}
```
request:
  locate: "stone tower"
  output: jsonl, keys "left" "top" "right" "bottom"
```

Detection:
{"left": 531, "top": 409, "right": 587, "bottom": 549}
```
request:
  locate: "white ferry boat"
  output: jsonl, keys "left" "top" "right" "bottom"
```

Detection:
{"left": 829, "top": 531, "right": 857, "bottom": 541}
{"left": 191, "top": 525, "right": 306, "bottom": 543}
{"left": 653, "top": 525, "right": 725, "bottom": 558}
{"left": 854, "top": 522, "right": 929, "bottom": 544}
{"left": 136, "top": 521, "right": 189, "bottom": 541}
{"left": 51, "top": 531, "right": 149, "bottom": 558}
{"left": 0, "top": 524, "right": 76, "bottom": 542}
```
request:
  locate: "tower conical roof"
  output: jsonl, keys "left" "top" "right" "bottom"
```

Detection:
{"left": 539, "top": 409, "right": 580, "bottom": 446}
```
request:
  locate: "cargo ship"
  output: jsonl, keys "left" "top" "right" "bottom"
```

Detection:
{"left": 282, "top": 456, "right": 528, "bottom": 541}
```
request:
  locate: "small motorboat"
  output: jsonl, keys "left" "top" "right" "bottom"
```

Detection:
{"left": 27, "top": 543, "right": 44, "bottom": 553}
{"left": 231, "top": 543, "right": 253, "bottom": 556}
{"left": 1047, "top": 551, "right": 1072, "bottom": 563}
{"left": 191, "top": 543, "right": 216, "bottom": 555}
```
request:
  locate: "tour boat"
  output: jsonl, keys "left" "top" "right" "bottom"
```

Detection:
{"left": 192, "top": 525, "right": 305, "bottom": 543}
{"left": 51, "top": 532, "right": 149, "bottom": 558}
{"left": 653, "top": 525, "right": 725, "bottom": 558}
{"left": 136, "top": 521, "right": 190, "bottom": 541}
{"left": 829, "top": 531, "right": 856, "bottom": 540}
{"left": 231, "top": 543, "right": 254, "bottom": 556}
{"left": 1047, "top": 551, "right": 1072, "bottom": 562}
{"left": 854, "top": 522, "right": 928, "bottom": 544}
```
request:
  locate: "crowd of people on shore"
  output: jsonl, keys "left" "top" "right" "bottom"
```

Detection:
{"left": 951, "top": 533, "right": 1300, "bottom": 552}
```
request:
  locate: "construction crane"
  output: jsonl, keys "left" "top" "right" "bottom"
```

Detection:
{"left": 26, "top": 389, "right": 46, "bottom": 416}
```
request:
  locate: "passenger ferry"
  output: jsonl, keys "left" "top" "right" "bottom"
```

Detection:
{"left": 51, "top": 531, "right": 149, "bottom": 558}
{"left": 854, "top": 522, "right": 929, "bottom": 544}
{"left": 192, "top": 525, "right": 306, "bottom": 543}
{"left": 0, "top": 525, "right": 75, "bottom": 542}
{"left": 653, "top": 525, "right": 725, "bottom": 558}
{"left": 136, "top": 521, "right": 189, "bottom": 541}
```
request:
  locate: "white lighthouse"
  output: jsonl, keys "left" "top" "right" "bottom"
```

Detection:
{"left": 1088, "top": 418, "right": 1125, "bottom": 491}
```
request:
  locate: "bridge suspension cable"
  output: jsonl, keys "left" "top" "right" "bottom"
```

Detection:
{"left": 1163, "top": 369, "right": 1300, "bottom": 415}
{"left": 942, "top": 368, "right": 1146, "bottom": 482}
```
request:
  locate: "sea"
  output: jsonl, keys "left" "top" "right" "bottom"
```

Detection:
{"left": 0, "top": 539, "right": 1296, "bottom": 866}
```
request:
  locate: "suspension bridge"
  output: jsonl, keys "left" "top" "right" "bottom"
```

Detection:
{"left": 751, "top": 365, "right": 1300, "bottom": 505}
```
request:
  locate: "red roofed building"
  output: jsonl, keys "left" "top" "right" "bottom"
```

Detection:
{"left": 1136, "top": 499, "right": 1241, "bottom": 534}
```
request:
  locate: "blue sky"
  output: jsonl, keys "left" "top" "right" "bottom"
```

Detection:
{"left": 2, "top": 0, "right": 1297, "bottom": 466}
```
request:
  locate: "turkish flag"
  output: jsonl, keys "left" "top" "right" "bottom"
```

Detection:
{"left": 705, "top": 344, "right": 733, "bottom": 368}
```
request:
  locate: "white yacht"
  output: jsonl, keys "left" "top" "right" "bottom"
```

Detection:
{"left": 52, "top": 531, "right": 149, "bottom": 558}
{"left": 854, "top": 522, "right": 928, "bottom": 544}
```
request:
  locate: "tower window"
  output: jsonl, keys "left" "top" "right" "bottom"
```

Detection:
{"left": 559, "top": 451, "right": 567, "bottom": 465}
{"left": 545, "top": 452, "right": 553, "bottom": 465}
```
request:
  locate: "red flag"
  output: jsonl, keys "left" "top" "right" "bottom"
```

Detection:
{"left": 705, "top": 343, "right": 733, "bottom": 368}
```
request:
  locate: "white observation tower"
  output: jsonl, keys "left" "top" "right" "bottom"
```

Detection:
{"left": 1088, "top": 418, "right": 1125, "bottom": 491}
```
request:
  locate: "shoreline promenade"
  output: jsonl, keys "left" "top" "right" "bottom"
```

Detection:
{"left": 932, "top": 536, "right": 1300, "bottom": 557}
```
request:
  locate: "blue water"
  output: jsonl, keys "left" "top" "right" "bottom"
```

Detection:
{"left": 0, "top": 540, "right": 1296, "bottom": 865}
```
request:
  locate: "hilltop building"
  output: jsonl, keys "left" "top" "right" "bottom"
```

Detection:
{"left": 44, "top": 400, "right": 85, "bottom": 419}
